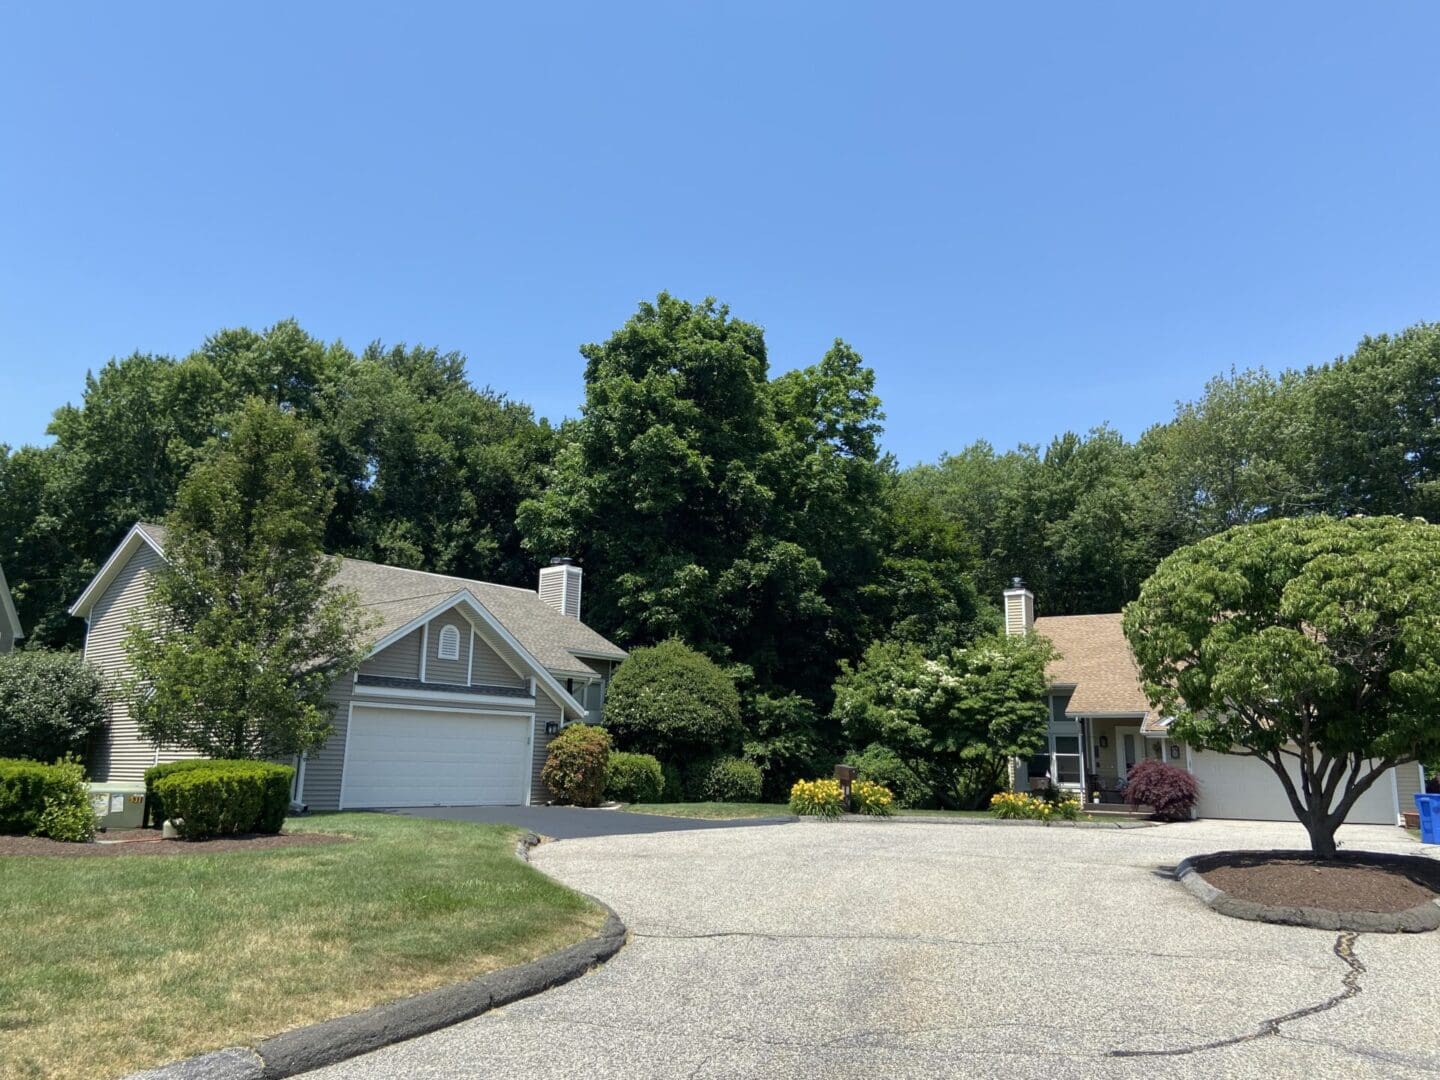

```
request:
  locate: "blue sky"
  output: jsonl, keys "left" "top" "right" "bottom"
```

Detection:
{"left": 3, "top": 3, "right": 1438, "bottom": 465}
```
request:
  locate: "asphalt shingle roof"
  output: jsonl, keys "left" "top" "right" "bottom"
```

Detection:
{"left": 136, "top": 523, "right": 625, "bottom": 676}
{"left": 1031, "top": 613, "right": 1157, "bottom": 727}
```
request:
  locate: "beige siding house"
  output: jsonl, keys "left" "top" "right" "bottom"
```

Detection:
{"left": 0, "top": 562, "right": 23, "bottom": 654}
{"left": 70, "top": 525, "right": 626, "bottom": 810}
{"left": 1004, "top": 580, "right": 1424, "bottom": 826}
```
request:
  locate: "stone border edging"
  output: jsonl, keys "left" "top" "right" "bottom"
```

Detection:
{"left": 799, "top": 813, "right": 1156, "bottom": 829}
{"left": 124, "top": 833, "right": 627, "bottom": 1080}
{"left": 1175, "top": 848, "right": 1440, "bottom": 933}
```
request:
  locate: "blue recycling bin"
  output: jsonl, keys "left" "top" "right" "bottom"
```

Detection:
{"left": 1417, "top": 794, "right": 1440, "bottom": 845}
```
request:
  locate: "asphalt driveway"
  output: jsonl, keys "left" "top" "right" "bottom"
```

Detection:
{"left": 306, "top": 818, "right": 1438, "bottom": 1078}
{"left": 385, "top": 804, "right": 793, "bottom": 839}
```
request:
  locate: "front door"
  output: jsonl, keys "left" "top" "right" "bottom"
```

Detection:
{"left": 1115, "top": 726, "right": 1143, "bottom": 783}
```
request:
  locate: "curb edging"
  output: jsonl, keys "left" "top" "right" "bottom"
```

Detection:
{"left": 125, "top": 833, "right": 626, "bottom": 1080}
{"left": 1175, "top": 848, "right": 1440, "bottom": 934}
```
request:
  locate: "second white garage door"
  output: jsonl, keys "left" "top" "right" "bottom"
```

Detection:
{"left": 341, "top": 706, "right": 532, "bottom": 808}
{"left": 1190, "top": 750, "right": 1398, "bottom": 825}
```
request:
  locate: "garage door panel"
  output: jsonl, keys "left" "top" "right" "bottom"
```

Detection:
{"left": 343, "top": 706, "right": 531, "bottom": 808}
{"left": 1191, "top": 750, "right": 1397, "bottom": 825}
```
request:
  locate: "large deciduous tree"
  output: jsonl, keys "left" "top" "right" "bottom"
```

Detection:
{"left": 1124, "top": 515, "right": 1440, "bottom": 857}
{"left": 126, "top": 400, "right": 372, "bottom": 760}
{"left": 833, "top": 633, "right": 1054, "bottom": 809}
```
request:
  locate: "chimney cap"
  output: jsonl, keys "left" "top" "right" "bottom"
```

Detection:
{"left": 549, "top": 557, "right": 578, "bottom": 567}
{"left": 1007, "top": 576, "right": 1028, "bottom": 591}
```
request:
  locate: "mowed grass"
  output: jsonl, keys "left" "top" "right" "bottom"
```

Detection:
{"left": 620, "top": 801, "right": 795, "bottom": 820}
{"left": 0, "top": 813, "right": 603, "bottom": 1080}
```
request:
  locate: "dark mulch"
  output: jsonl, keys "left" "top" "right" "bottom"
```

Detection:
{"left": 0, "top": 831, "right": 350, "bottom": 857}
{"left": 1200, "top": 851, "right": 1440, "bottom": 914}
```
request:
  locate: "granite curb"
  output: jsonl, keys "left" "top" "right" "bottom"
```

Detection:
{"left": 1175, "top": 848, "right": 1440, "bottom": 933}
{"left": 123, "top": 833, "right": 626, "bottom": 1080}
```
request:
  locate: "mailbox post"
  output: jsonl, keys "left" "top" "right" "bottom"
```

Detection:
{"left": 834, "top": 764, "right": 857, "bottom": 812}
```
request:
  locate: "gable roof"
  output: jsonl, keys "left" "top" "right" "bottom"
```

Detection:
{"left": 1032, "top": 613, "right": 1157, "bottom": 727}
{"left": 0, "top": 561, "right": 22, "bottom": 642}
{"left": 71, "top": 522, "right": 627, "bottom": 685}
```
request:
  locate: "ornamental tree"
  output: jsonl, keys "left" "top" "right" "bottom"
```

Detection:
{"left": 602, "top": 639, "right": 743, "bottom": 765}
{"left": 1123, "top": 515, "right": 1440, "bottom": 857}
{"left": 833, "top": 633, "right": 1054, "bottom": 809}
{"left": 127, "top": 399, "right": 373, "bottom": 760}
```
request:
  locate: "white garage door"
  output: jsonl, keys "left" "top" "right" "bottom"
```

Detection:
{"left": 342, "top": 706, "right": 532, "bottom": 808}
{"left": 1190, "top": 750, "right": 1398, "bottom": 825}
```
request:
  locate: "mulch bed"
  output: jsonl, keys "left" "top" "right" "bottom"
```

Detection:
{"left": 1199, "top": 851, "right": 1440, "bottom": 914}
{"left": 0, "top": 832, "right": 350, "bottom": 857}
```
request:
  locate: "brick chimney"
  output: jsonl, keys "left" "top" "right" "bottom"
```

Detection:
{"left": 538, "top": 557, "right": 582, "bottom": 620}
{"left": 1003, "top": 577, "right": 1034, "bottom": 636}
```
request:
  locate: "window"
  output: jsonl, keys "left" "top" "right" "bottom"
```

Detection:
{"left": 437, "top": 624, "right": 461, "bottom": 661}
{"left": 1052, "top": 735, "right": 1082, "bottom": 785}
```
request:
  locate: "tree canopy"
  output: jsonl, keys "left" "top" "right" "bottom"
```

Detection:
{"left": 1124, "top": 515, "right": 1440, "bottom": 856}
{"left": 126, "top": 400, "right": 372, "bottom": 760}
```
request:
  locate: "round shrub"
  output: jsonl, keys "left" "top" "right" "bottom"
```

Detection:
{"left": 851, "top": 744, "right": 933, "bottom": 808}
{"left": 789, "top": 778, "right": 844, "bottom": 818}
{"left": 604, "top": 751, "right": 664, "bottom": 804}
{"left": 700, "top": 757, "right": 763, "bottom": 803}
{"left": 850, "top": 779, "right": 895, "bottom": 817}
{"left": 541, "top": 723, "right": 611, "bottom": 807}
{"left": 0, "top": 649, "right": 107, "bottom": 763}
{"left": 0, "top": 754, "right": 96, "bottom": 842}
{"left": 602, "top": 641, "right": 742, "bottom": 761}
{"left": 1123, "top": 759, "right": 1199, "bottom": 821}
{"left": 151, "top": 761, "right": 294, "bottom": 839}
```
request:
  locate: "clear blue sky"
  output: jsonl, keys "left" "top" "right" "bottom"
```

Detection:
{"left": 3, "top": 3, "right": 1438, "bottom": 465}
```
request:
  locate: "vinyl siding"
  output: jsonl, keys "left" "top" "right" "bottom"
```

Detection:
{"left": 426, "top": 611, "right": 470, "bottom": 684}
{"left": 470, "top": 622, "right": 526, "bottom": 687}
{"left": 84, "top": 544, "right": 166, "bottom": 781}
{"left": 360, "top": 628, "right": 421, "bottom": 679}
{"left": 0, "top": 625, "right": 13, "bottom": 654}
{"left": 530, "top": 694, "right": 563, "bottom": 803}
{"left": 1398, "top": 762, "right": 1425, "bottom": 813}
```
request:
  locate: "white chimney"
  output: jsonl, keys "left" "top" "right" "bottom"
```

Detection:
{"left": 1003, "top": 577, "right": 1034, "bottom": 636}
{"left": 539, "top": 558, "right": 582, "bottom": 620}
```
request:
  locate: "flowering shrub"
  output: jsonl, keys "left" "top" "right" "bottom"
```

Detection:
{"left": 850, "top": 779, "right": 895, "bottom": 816}
{"left": 789, "top": 778, "right": 844, "bottom": 818}
{"left": 989, "top": 791, "right": 1081, "bottom": 822}
{"left": 1122, "top": 759, "right": 1198, "bottom": 821}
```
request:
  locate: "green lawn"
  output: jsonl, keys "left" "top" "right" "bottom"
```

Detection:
{"left": 0, "top": 813, "right": 602, "bottom": 1080}
{"left": 620, "top": 801, "right": 795, "bottom": 820}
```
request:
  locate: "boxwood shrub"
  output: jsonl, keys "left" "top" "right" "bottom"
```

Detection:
{"left": 150, "top": 761, "right": 294, "bottom": 839}
{"left": 541, "top": 723, "right": 611, "bottom": 807}
{"left": 604, "top": 751, "right": 664, "bottom": 803}
{"left": 0, "top": 755, "right": 97, "bottom": 842}
{"left": 700, "top": 757, "right": 763, "bottom": 803}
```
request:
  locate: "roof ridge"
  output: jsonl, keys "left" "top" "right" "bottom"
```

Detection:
{"left": 337, "top": 555, "right": 538, "bottom": 595}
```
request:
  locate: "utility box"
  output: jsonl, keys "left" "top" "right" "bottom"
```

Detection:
{"left": 88, "top": 782, "right": 147, "bottom": 831}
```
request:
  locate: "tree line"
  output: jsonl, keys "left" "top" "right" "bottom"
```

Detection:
{"left": 3, "top": 296, "right": 1437, "bottom": 787}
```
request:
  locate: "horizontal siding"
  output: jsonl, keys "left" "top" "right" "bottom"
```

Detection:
{"left": 300, "top": 678, "right": 355, "bottom": 811}
{"left": 361, "top": 628, "right": 421, "bottom": 679}
{"left": 426, "top": 611, "right": 470, "bottom": 684}
{"left": 530, "top": 695, "right": 562, "bottom": 804}
{"left": 85, "top": 545, "right": 166, "bottom": 782}
{"left": 471, "top": 622, "right": 525, "bottom": 687}
{"left": 1398, "top": 762, "right": 1425, "bottom": 811}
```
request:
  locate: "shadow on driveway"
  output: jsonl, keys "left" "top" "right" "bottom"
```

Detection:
{"left": 382, "top": 804, "right": 795, "bottom": 840}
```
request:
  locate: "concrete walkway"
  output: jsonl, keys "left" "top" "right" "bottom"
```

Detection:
{"left": 386, "top": 803, "right": 794, "bottom": 839}
{"left": 306, "top": 818, "right": 1439, "bottom": 1078}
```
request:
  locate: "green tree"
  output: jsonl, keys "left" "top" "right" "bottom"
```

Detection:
{"left": 833, "top": 633, "right": 1054, "bottom": 809}
{"left": 602, "top": 639, "right": 742, "bottom": 766}
{"left": 126, "top": 400, "right": 372, "bottom": 759}
{"left": 1124, "top": 515, "right": 1440, "bottom": 857}
{"left": 0, "top": 649, "right": 108, "bottom": 762}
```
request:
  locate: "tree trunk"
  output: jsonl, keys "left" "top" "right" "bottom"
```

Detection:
{"left": 1303, "top": 811, "right": 1339, "bottom": 859}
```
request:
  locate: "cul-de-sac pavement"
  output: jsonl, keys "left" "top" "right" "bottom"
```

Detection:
{"left": 305, "top": 818, "right": 1438, "bottom": 1079}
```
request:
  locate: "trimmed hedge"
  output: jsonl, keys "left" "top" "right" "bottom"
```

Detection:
{"left": 149, "top": 761, "right": 294, "bottom": 840}
{"left": 700, "top": 757, "right": 763, "bottom": 803}
{"left": 604, "top": 751, "right": 664, "bottom": 804}
{"left": 144, "top": 759, "right": 230, "bottom": 827}
{"left": 541, "top": 723, "right": 611, "bottom": 807}
{"left": 0, "top": 755, "right": 96, "bottom": 842}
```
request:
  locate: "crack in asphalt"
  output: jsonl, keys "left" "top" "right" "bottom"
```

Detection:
{"left": 1108, "top": 932, "right": 1365, "bottom": 1059}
